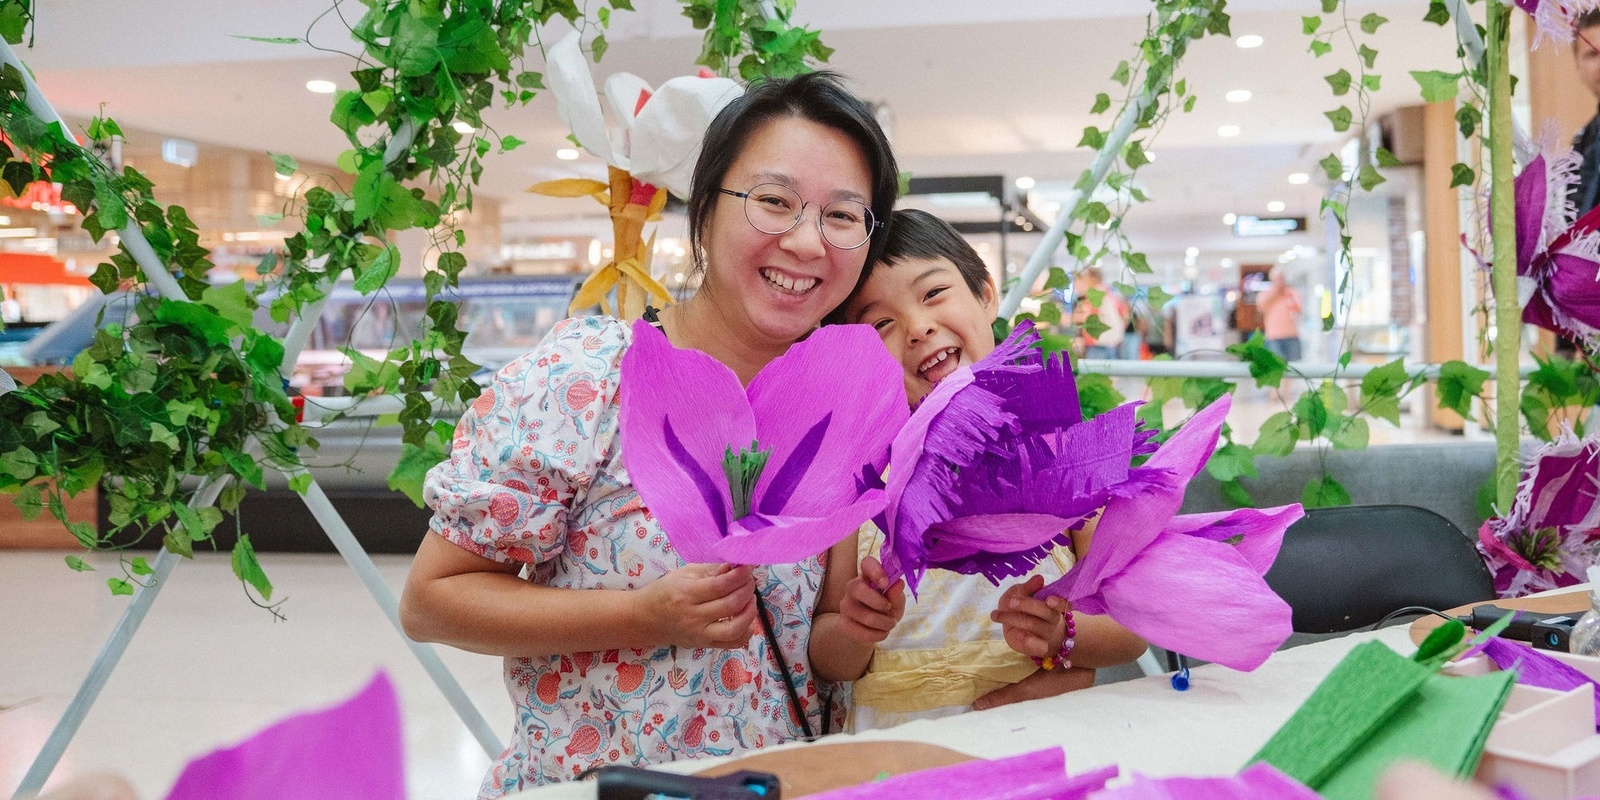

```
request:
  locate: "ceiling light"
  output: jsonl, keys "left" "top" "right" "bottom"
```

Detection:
{"left": 1288, "top": 172, "right": 1310, "bottom": 185}
{"left": 1267, "top": 201, "right": 1286, "bottom": 213}
{"left": 1185, "top": 246, "right": 1200, "bottom": 258}
{"left": 1235, "top": 34, "right": 1264, "bottom": 49}
{"left": 1015, "top": 176, "right": 1035, "bottom": 190}
{"left": 1217, "top": 125, "right": 1241, "bottom": 138}
{"left": 1223, "top": 213, "right": 1237, "bottom": 225}
{"left": 1225, "top": 89, "right": 1253, "bottom": 103}
{"left": 305, "top": 79, "right": 337, "bottom": 94}
{"left": 452, "top": 121, "right": 476, "bottom": 135}
{"left": 556, "top": 148, "right": 580, "bottom": 161}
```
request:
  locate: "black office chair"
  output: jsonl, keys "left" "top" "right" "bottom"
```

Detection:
{"left": 1262, "top": 504, "right": 1496, "bottom": 634}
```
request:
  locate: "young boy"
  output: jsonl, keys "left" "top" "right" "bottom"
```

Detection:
{"left": 834, "top": 209, "right": 1147, "bottom": 730}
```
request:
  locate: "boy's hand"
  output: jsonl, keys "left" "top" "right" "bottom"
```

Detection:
{"left": 639, "top": 563, "right": 758, "bottom": 650}
{"left": 991, "top": 574, "right": 1069, "bottom": 660}
{"left": 838, "top": 556, "right": 906, "bottom": 645}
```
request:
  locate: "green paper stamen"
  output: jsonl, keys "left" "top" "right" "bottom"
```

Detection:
{"left": 722, "top": 439, "right": 770, "bottom": 520}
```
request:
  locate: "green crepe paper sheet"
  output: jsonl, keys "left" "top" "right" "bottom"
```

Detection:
{"left": 1251, "top": 640, "right": 1516, "bottom": 800}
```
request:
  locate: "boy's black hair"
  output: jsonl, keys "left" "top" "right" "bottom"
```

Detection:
{"left": 1580, "top": 9, "right": 1600, "bottom": 31}
{"left": 874, "top": 208, "right": 993, "bottom": 300}
{"left": 687, "top": 71, "right": 899, "bottom": 278}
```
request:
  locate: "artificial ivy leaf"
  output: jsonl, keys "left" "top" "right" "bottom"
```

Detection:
{"left": 129, "top": 556, "right": 153, "bottom": 576}
{"left": 289, "top": 473, "right": 313, "bottom": 494}
{"left": 1456, "top": 105, "right": 1481, "bottom": 138}
{"left": 1302, "top": 475, "right": 1353, "bottom": 509}
{"left": 173, "top": 502, "right": 222, "bottom": 542}
{"left": 1411, "top": 70, "right": 1461, "bottom": 103}
{"left": 1111, "top": 60, "right": 1130, "bottom": 85}
{"left": 244, "top": 332, "right": 286, "bottom": 376}
{"left": 1125, "top": 140, "right": 1150, "bottom": 169}
{"left": 1035, "top": 301, "right": 1063, "bottom": 325}
{"left": 1077, "top": 126, "right": 1106, "bottom": 150}
{"left": 1319, "top": 153, "right": 1344, "bottom": 181}
{"left": 200, "top": 281, "right": 255, "bottom": 331}
{"left": 0, "top": 2, "right": 28, "bottom": 44}
{"left": 1091, "top": 92, "right": 1111, "bottom": 114}
{"left": 163, "top": 531, "right": 194, "bottom": 559}
{"left": 24, "top": 411, "right": 60, "bottom": 437}
{"left": 65, "top": 555, "right": 94, "bottom": 572}
{"left": 1321, "top": 0, "right": 1339, "bottom": 12}
{"left": 1414, "top": 619, "right": 1467, "bottom": 663}
{"left": 388, "top": 433, "right": 453, "bottom": 508}
{"left": 1357, "top": 164, "right": 1386, "bottom": 192}
{"left": 516, "top": 71, "right": 545, "bottom": 90}
{"left": 94, "top": 182, "right": 128, "bottom": 231}
{"left": 1294, "top": 390, "right": 1330, "bottom": 438}
{"left": 1360, "top": 13, "right": 1389, "bottom": 33}
{"left": 148, "top": 422, "right": 180, "bottom": 452}
{"left": 1450, "top": 163, "right": 1475, "bottom": 188}
{"left": 14, "top": 484, "right": 42, "bottom": 520}
{"left": 231, "top": 534, "right": 273, "bottom": 601}
{"left": 354, "top": 245, "right": 400, "bottom": 294}
{"left": 1181, "top": 378, "right": 1232, "bottom": 410}
{"left": 1183, "top": 95, "right": 1196, "bottom": 113}
{"left": 154, "top": 299, "right": 233, "bottom": 347}
{"left": 107, "top": 577, "right": 135, "bottom": 596}
{"left": 1080, "top": 312, "right": 1110, "bottom": 340}
{"left": 391, "top": 11, "right": 441, "bottom": 76}
{"left": 1325, "top": 106, "right": 1353, "bottom": 132}
{"left": 500, "top": 135, "right": 526, "bottom": 152}
{"left": 1325, "top": 68, "right": 1352, "bottom": 96}
{"left": 1424, "top": 0, "right": 1452, "bottom": 25}
{"left": 1206, "top": 441, "right": 1259, "bottom": 483}
{"left": 1044, "top": 266, "right": 1071, "bottom": 291}
{"left": 1303, "top": 15, "right": 1322, "bottom": 34}
{"left": 1309, "top": 39, "right": 1332, "bottom": 57}
{"left": 1375, "top": 148, "right": 1404, "bottom": 168}
{"left": 1077, "top": 373, "right": 1125, "bottom": 420}
{"left": 269, "top": 153, "right": 299, "bottom": 177}
{"left": 1436, "top": 360, "right": 1491, "bottom": 421}
{"left": 1254, "top": 411, "right": 1299, "bottom": 457}
{"left": 437, "top": 14, "right": 510, "bottom": 73}
{"left": 1226, "top": 332, "right": 1288, "bottom": 388}
{"left": 0, "top": 447, "right": 38, "bottom": 481}
{"left": 591, "top": 34, "right": 609, "bottom": 62}
{"left": 1360, "top": 357, "right": 1408, "bottom": 425}
{"left": 1126, "top": 252, "right": 1153, "bottom": 275}
{"left": 1358, "top": 43, "right": 1378, "bottom": 69}
{"left": 1330, "top": 415, "right": 1370, "bottom": 450}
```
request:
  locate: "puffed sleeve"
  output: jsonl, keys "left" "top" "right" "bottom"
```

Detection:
{"left": 422, "top": 316, "right": 628, "bottom": 565}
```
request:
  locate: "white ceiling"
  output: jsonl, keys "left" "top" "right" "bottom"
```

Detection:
{"left": 19, "top": 0, "right": 1473, "bottom": 271}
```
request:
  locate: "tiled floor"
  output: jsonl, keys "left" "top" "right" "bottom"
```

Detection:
{"left": 0, "top": 550, "right": 511, "bottom": 800}
{"left": 0, "top": 390, "right": 1472, "bottom": 800}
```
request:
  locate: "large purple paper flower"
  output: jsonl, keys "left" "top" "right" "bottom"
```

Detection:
{"left": 1515, "top": 148, "right": 1600, "bottom": 350}
{"left": 1478, "top": 429, "right": 1600, "bottom": 596}
{"left": 1515, "top": 0, "right": 1600, "bottom": 49}
{"left": 879, "top": 321, "right": 1159, "bottom": 593}
{"left": 619, "top": 319, "right": 908, "bottom": 565}
{"left": 1038, "top": 396, "right": 1302, "bottom": 671}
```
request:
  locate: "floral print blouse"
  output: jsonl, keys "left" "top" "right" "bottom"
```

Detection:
{"left": 423, "top": 315, "right": 830, "bottom": 797}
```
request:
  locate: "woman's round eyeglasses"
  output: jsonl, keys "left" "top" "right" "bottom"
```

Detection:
{"left": 718, "top": 183, "right": 883, "bottom": 251}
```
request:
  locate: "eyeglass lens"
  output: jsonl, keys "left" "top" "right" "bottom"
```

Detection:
{"left": 740, "top": 183, "right": 873, "bottom": 250}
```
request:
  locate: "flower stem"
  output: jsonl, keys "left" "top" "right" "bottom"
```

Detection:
{"left": 722, "top": 440, "right": 770, "bottom": 519}
{"left": 1486, "top": 1, "right": 1521, "bottom": 513}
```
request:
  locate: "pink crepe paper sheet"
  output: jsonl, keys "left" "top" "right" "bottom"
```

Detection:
{"left": 619, "top": 319, "right": 908, "bottom": 564}
{"left": 1039, "top": 396, "right": 1302, "bottom": 671}
{"left": 1092, "top": 762, "right": 1320, "bottom": 800}
{"left": 806, "top": 747, "right": 1115, "bottom": 800}
{"left": 165, "top": 671, "right": 403, "bottom": 800}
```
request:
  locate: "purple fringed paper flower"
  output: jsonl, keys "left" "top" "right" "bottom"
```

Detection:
{"left": 165, "top": 671, "right": 403, "bottom": 800}
{"left": 804, "top": 747, "right": 1116, "bottom": 800}
{"left": 1478, "top": 430, "right": 1600, "bottom": 596}
{"left": 1039, "top": 397, "right": 1302, "bottom": 671}
{"left": 1095, "top": 762, "right": 1320, "bottom": 800}
{"left": 1480, "top": 636, "right": 1600, "bottom": 731}
{"left": 880, "top": 321, "right": 1159, "bottom": 593}
{"left": 1514, "top": 146, "right": 1600, "bottom": 350}
{"left": 619, "top": 319, "right": 908, "bottom": 565}
{"left": 1515, "top": 0, "right": 1600, "bottom": 49}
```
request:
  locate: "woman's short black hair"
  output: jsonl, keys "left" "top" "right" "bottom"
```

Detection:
{"left": 877, "top": 209, "right": 993, "bottom": 300}
{"left": 686, "top": 71, "right": 899, "bottom": 278}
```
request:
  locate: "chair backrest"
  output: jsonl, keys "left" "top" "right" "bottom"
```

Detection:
{"left": 1262, "top": 504, "right": 1496, "bottom": 634}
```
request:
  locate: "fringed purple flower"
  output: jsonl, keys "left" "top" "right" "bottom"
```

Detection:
{"left": 1515, "top": 0, "right": 1600, "bottom": 49}
{"left": 1478, "top": 429, "right": 1600, "bottom": 596}
{"left": 879, "top": 321, "right": 1159, "bottom": 593}
{"left": 1038, "top": 396, "right": 1303, "bottom": 671}
{"left": 619, "top": 319, "right": 908, "bottom": 565}
{"left": 1515, "top": 146, "right": 1600, "bottom": 351}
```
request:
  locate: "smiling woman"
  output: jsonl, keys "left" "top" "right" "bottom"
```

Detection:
{"left": 398, "top": 70, "right": 904, "bottom": 796}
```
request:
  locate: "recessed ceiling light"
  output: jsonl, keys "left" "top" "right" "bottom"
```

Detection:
{"left": 1235, "top": 34, "right": 1264, "bottom": 49}
{"left": 1185, "top": 246, "right": 1200, "bottom": 258}
{"left": 1223, "top": 213, "right": 1237, "bottom": 225}
{"left": 1225, "top": 89, "right": 1253, "bottom": 103}
{"left": 1217, "top": 125, "right": 1241, "bottom": 138}
{"left": 452, "top": 121, "right": 476, "bottom": 135}
{"left": 1015, "top": 176, "right": 1035, "bottom": 190}
{"left": 1267, "top": 201, "right": 1286, "bottom": 213}
{"left": 1288, "top": 172, "right": 1310, "bottom": 185}
{"left": 556, "top": 148, "right": 580, "bottom": 161}
{"left": 305, "top": 79, "right": 337, "bottom": 94}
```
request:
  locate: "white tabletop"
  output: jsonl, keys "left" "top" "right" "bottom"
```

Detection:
{"left": 506, "top": 626, "right": 1416, "bottom": 799}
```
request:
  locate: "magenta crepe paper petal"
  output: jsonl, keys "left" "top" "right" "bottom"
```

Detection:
{"left": 1515, "top": 145, "right": 1600, "bottom": 348}
{"left": 805, "top": 747, "right": 1068, "bottom": 800}
{"left": 1478, "top": 428, "right": 1600, "bottom": 597}
{"left": 1482, "top": 637, "right": 1600, "bottom": 731}
{"left": 620, "top": 319, "right": 907, "bottom": 565}
{"left": 1164, "top": 506, "right": 1300, "bottom": 576}
{"left": 1098, "top": 762, "right": 1320, "bottom": 800}
{"left": 925, "top": 513, "right": 1080, "bottom": 557}
{"left": 1513, "top": 0, "right": 1599, "bottom": 48}
{"left": 746, "top": 324, "right": 908, "bottom": 517}
{"left": 164, "top": 671, "right": 403, "bottom": 800}
{"left": 714, "top": 490, "right": 888, "bottom": 564}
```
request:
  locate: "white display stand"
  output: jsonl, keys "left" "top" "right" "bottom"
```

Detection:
{"left": 2, "top": 40, "right": 502, "bottom": 799}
